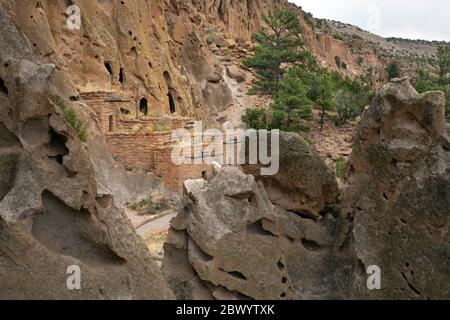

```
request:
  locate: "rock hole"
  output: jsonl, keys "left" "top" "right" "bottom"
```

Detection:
{"left": 277, "top": 260, "right": 285, "bottom": 271}
{"left": 119, "top": 67, "right": 125, "bottom": 85}
{"left": 48, "top": 129, "right": 69, "bottom": 165}
{"left": 290, "top": 209, "right": 317, "bottom": 221}
{"left": 280, "top": 293, "right": 286, "bottom": 298}
{"left": 383, "top": 192, "right": 389, "bottom": 200}
{"left": 108, "top": 115, "right": 114, "bottom": 132}
{"left": 104, "top": 62, "right": 113, "bottom": 81}
{"left": 139, "top": 97, "right": 148, "bottom": 116}
{"left": 282, "top": 277, "right": 287, "bottom": 284}
{"left": 168, "top": 92, "right": 176, "bottom": 114}
{"left": 400, "top": 218, "right": 408, "bottom": 225}
{"left": 220, "top": 269, "right": 247, "bottom": 281}
{"left": 301, "top": 239, "right": 323, "bottom": 252}
{"left": 32, "top": 191, "right": 126, "bottom": 267}
{"left": 247, "top": 219, "right": 276, "bottom": 237}
{"left": 0, "top": 77, "right": 8, "bottom": 95}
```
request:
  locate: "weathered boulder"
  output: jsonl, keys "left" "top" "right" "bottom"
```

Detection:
{"left": 226, "top": 65, "right": 246, "bottom": 83}
{"left": 342, "top": 78, "right": 450, "bottom": 299}
{"left": 0, "top": 8, "right": 174, "bottom": 300}
{"left": 244, "top": 132, "right": 340, "bottom": 219}
{"left": 163, "top": 137, "right": 357, "bottom": 300}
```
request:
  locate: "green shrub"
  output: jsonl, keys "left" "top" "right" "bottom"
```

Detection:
{"left": 242, "top": 108, "right": 267, "bottom": 129}
{"left": 52, "top": 95, "right": 87, "bottom": 142}
{"left": 127, "top": 198, "right": 171, "bottom": 216}
{"left": 335, "top": 157, "right": 347, "bottom": 180}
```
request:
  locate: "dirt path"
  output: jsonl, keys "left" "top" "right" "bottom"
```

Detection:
{"left": 136, "top": 211, "right": 177, "bottom": 237}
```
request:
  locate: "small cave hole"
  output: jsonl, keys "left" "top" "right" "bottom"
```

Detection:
{"left": 104, "top": 62, "right": 113, "bottom": 80}
{"left": 301, "top": 239, "right": 323, "bottom": 252}
{"left": 119, "top": 67, "right": 125, "bottom": 85}
{"left": 168, "top": 92, "right": 176, "bottom": 114}
{"left": 48, "top": 130, "right": 69, "bottom": 165}
{"left": 220, "top": 269, "right": 247, "bottom": 281}
{"left": 282, "top": 277, "right": 288, "bottom": 284}
{"left": 0, "top": 77, "right": 8, "bottom": 95}
{"left": 108, "top": 115, "right": 114, "bottom": 132}
{"left": 277, "top": 260, "right": 285, "bottom": 271}
{"left": 139, "top": 97, "right": 148, "bottom": 116}
{"left": 291, "top": 209, "right": 317, "bottom": 221}
{"left": 246, "top": 219, "right": 276, "bottom": 237}
{"left": 383, "top": 192, "right": 389, "bottom": 201}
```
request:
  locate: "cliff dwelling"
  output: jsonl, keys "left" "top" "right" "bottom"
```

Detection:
{"left": 80, "top": 91, "right": 212, "bottom": 191}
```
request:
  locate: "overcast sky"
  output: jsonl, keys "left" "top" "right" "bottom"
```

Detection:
{"left": 290, "top": 0, "right": 450, "bottom": 42}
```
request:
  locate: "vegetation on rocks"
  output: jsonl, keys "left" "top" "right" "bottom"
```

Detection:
{"left": 52, "top": 95, "right": 88, "bottom": 142}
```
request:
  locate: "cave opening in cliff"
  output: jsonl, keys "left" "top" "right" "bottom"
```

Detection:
{"left": 168, "top": 92, "right": 176, "bottom": 114}
{"left": 104, "top": 62, "right": 113, "bottom": 82}
{"left": 119, "top": 67, "right": 125, "bottom": 85}
{"left": 0, "top": 77, "right": 8, "bottom": 95}
{"left": 139, "top": 97, "right": 148, "bottom": 116}
{"left": 108, "top": 115, "right": 114, "bottom": 132}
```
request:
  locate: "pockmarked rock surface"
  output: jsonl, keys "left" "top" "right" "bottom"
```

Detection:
{"left": 163, "top": 137, "right": 359, "bottom": 300}
{"left": 342, "top": 78, "right": 450, "bottom": 299}
{"left": 244, "top": 132, "right": 340, "bottom": 219}
{"left": 0, "top": 8, "right": 174, "bottom": 300}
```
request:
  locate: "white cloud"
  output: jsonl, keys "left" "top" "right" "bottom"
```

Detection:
{"left": 290, "top": 0, "right": 450, "bottom": 41}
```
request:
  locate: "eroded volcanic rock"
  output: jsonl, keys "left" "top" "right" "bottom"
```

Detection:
{"left": 342, "top": 78, "right": 450, "bottom": 299}
{"left": 0, "top": 8, "right": 174, "bottom": 300}
{"left": 163, "top": 134, "right": 357, "bottom": 300}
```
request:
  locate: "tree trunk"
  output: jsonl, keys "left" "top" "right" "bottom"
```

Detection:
{"left": 287, "top": 109, "right": 292, "bottom": 130}
{"left": 320, "top": 105, "right": 325, "bottom": 131}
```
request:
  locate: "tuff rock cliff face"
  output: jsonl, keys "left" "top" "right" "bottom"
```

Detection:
{"left": 0, "top": 6, "right": 174, "bottom": 299}
{"left": 0, "top": 0, "right": 285, "bottom": 126}
{"left": 342, "top": 78, "right": 450, "bottom": 299}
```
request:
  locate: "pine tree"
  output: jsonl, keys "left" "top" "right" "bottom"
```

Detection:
{"left": 437, "top": 45, "right": 450, "bottom": 85}
{"left": 386, "top": 61, "right": 401, "bottom": 80}
{"left": 244, "top": 8, "right": 304, "bottom": 96}
{"left": 271, "top": 74, "right": 311, "bottom": 130}
{"left": 314, "top": 72, "right": 335, "bottom": 131}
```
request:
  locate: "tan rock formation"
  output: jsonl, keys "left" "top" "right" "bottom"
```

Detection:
{"left": 342, "top": 78, "right": 450, "bottom": 299}
{"left": 163, "top": 134, "right": 357, "bottom": 300}
{"left": 0, "top": 7, "right": 174, "bottom": 300}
